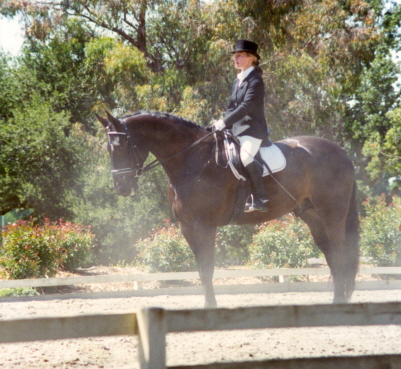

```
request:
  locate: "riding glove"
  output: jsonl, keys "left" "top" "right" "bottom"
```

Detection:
{"left": 214, "top": 119, "right": 226, "bottom": 131}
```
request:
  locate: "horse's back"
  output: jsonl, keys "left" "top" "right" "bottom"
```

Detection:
{"left": 277, "top": 136, "right": 354, "bottom": 173}
{"left": 274, "top": 135, "right": 354, "bottom": 197}
{"left": 277, "top": 135, "right": 348, "bottom": 154}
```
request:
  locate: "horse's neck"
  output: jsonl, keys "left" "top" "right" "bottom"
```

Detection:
{"left": 135, "top": 117, "right": 207, "bottom": 171}
{"left": 133, "top": 117, "right": 205, "bottom": 183}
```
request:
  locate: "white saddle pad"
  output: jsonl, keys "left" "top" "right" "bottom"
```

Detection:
{"left": 260, "top": 144, "right": 286, "bottom": 177}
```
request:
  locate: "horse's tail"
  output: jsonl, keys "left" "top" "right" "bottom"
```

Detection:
{"left": 344, "top": 179, "right": 360, "bottom": 299}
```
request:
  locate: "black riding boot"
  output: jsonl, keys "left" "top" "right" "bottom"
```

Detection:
{"left": 244, "top": 161, "right": 269, "bottom": 213}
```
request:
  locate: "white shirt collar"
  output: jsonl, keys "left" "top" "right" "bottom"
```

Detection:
{"left": 237, "top": 66, "right": 254, "bottom": 84}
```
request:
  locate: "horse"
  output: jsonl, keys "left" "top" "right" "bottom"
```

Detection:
{"left": 96, "top": 110, "right": 360, "bottom": 307}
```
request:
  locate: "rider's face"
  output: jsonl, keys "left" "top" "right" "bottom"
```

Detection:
{"left": 233, "top": 52, "right": 255, "bottom": 71}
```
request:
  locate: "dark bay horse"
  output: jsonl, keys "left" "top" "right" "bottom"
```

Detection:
{"left": 96, "top": 111, "right": 359, "bottom": 307}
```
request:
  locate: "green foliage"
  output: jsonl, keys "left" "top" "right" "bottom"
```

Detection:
{"left": 83, "top": 36, "right": 117, "bottom": 111}
{"left": 102, "top": 41, "right": 152, "bottom": 110}
{"left": 0, "top": 287, "right": 39, "bottom": 297}
{"left": 0, "top": 99, "right": 86, "bottom": 218}
{"left": 360, "top": 196, "right": 401, "bottom": 267}
{"left": 135, "top": 220, "right": 196, "bottom": 273}
{"left": 134, "top": 216, "right": 321, "bottom": 273}
{"left": 19, "top": 18, "right": 100, "bottom": 131}
{"left": 0, "top": 219, "right": 94, "bottom": 279}
{"left": 248, "top": 215, "right": 321, "bottom": 269}
{"left": 216, "top": 225, "right": 255, "bottom": 266}
{"left": 0, "top": 54, "right": 25, "bottom": 122}
{"left": 362, "top": 107, "right": 401, "bottom": 180}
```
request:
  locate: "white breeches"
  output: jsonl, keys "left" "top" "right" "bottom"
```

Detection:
{"left": 239, "top": 135, "right": 262, "bottom": 167}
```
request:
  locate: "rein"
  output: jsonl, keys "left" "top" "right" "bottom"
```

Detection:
{"left": 139, "top": 130, "right": 215, "bottom": 175}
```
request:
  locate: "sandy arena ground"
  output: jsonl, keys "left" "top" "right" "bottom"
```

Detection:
{"left": 1, "top": 268, "right": 401, "bottom": 368}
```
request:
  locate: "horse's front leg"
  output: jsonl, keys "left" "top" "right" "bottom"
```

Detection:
{"left": 180, "top": 221, "right": 217, "bottom": 308}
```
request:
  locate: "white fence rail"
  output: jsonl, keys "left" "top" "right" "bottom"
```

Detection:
{"left": 1, "top": 267, "right": 401, "bottom": 299}
{"left": 1, "top": 267, "right": 401, "bottom": 288}
{"left": 0, "top": 312, "right": 136, "bottom": 343}
{"left": 2, "top": 302, "right": 401, "bottom": 368}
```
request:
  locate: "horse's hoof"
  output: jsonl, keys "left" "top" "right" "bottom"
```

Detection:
{"left": 204, "top": 301, "right": 217, "bottom": 309}
{"left": 333, "top": 297, "right": 348, "bottom": 304}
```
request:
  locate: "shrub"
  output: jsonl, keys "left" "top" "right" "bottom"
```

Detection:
{"left": 360, "top": 195, "right": 401, "bottom": 267}
{"left": 0, "top": 218, "right": 94, "bottom": 279}
{"left": 134, "top": 215, "right": 323, "bottom": 273}
{"left": 215, "top": 225, "right": 255, "bottom": 266}
{"left": 248, "top": 214, "right": 321, "bottom": 270}
{"left": 135, "top": 219, "right": 196, "bottom": 272}
{"left": 0, "top": 288, "right": 39, "bottom": 297}
{"left": 56, "top": 221, "right": 95, "bottom": 270}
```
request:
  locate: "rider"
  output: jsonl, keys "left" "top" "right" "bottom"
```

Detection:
{"left": 214, "top": 39, "right": 269, "bottom": 212}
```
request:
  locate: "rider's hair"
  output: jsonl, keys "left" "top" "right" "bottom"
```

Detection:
{"left": 246, "top": 52, "right": 263, "bottom": 76}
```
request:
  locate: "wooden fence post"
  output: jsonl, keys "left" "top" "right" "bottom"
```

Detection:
{"left": 137, "top": 307, "right": 167, "bottom": 369}
{"left": 279, "top": 275, "right": 289, "bottom": 283}
{"left": 134, "top": 281, "right": 144, "bottom": 290}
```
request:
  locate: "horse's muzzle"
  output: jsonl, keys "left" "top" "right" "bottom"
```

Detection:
{"left": 116, "top": 185, "right": 134, "bottom": 197}
{"left": 114, "top": 175, "right": 138, "bottom": 197}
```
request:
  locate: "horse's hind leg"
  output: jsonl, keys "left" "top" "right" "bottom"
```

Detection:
{"left": 180, "top": 221, "right": 217, "bottom": 308}
{"left": 322, "top": 217, "right": 349, "bottom": 303}
{"left": 299, "top": 210, "right": 333, "bottom": 269}
{"left": 299, "top": 208, "right": 349, "bottom": 303}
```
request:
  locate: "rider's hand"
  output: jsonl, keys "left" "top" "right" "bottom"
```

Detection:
{"left": 214, "top": 119, "right": 226, "bottom": 131}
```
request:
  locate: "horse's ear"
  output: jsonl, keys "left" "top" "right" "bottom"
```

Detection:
{"left": 106, "top": 111, "right": 124, "bottom": 131}
{"left": 95, "top": 114, "right": 110, "bottom": 129}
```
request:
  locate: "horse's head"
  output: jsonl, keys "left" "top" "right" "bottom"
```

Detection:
{"left": 96, "top": 112, "right": 149, "bottom": 197}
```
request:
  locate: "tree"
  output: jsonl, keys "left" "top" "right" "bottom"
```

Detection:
{"left": 0, "top": 95, "right": 86, "bottom": 218}
{"left": 342, "top": 0, "right": 401, "bottom": 187}
{"left": 362, "top": 106, "right": 401, "bottom": 181}
{"left": 0, "top": 54, "right": 26, "bottom": 122}
{"left": 1, "top": 0, "right": 214, "bottom": 73}
{"left": 18, "top": 18, "right": 108, "bottom": 131}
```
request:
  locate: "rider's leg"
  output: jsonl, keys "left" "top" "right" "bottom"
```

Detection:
{"left": 239, "top": 136, "right": 269, "bottom": 212}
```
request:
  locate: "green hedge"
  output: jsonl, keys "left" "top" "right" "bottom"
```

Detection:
{"left": 134, "top": 215, "right": 321, "bottom": 273}
{"left": 360, "top": 195, "right": 401, "bottom": 266}
{"left": 248, "top": 215, "right": 321, "bottom": 270}
{"left": 5, "top": 195, "right": 399, "bottom": 277}
{"left": 0, "top": 218, "right": 94, "bottom": 279}
{"left": 135, "top": 220, "right": 197, "bottom": 272}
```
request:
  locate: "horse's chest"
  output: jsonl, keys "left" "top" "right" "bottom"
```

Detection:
{"left": 168, "top": 179, "right": 214, "bottom": 217}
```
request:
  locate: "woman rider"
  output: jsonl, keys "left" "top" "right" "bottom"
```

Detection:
{"left": 214, "top": 39, "right": 269, "bottom": 212}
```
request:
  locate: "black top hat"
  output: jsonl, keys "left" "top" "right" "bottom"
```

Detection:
{"left": 231, "top": 39, "right": 260, "bottom": 59}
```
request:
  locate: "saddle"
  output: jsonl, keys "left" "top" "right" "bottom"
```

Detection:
{"left": 216, "top": 130, "right": 286, "bottom": 180}
{"left": 214, "top": 130, "right": 287, "bottom": 224}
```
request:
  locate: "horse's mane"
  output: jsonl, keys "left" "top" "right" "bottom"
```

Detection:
{"left": 123, "top": 111, "right": 205, "bottom": 132}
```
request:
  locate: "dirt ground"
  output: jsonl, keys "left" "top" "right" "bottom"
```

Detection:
{"left": 1, "top": 267, "right": 401, "bottom": 368}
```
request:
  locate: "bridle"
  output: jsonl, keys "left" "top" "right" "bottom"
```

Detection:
{"left": 107, "top": 120, "right": 215, "bottom": 182}
{"left": 107, "top": 121, "right": 145, "bottom": 182}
